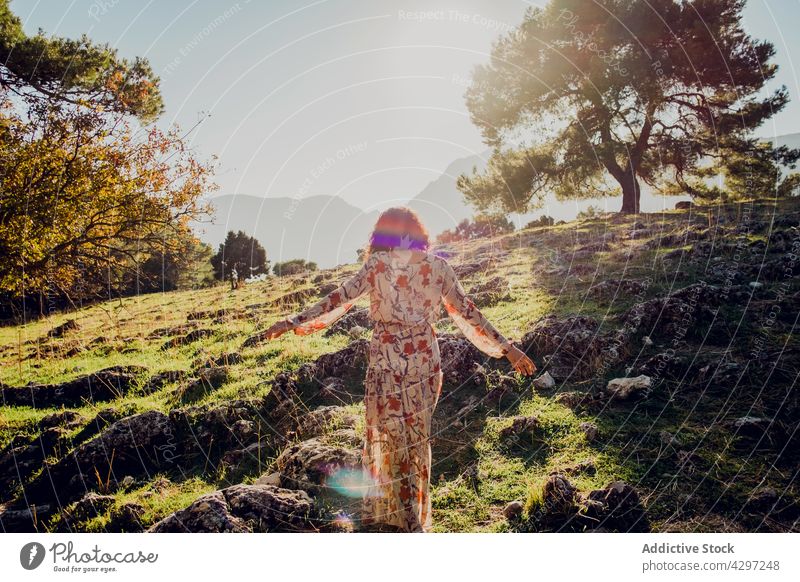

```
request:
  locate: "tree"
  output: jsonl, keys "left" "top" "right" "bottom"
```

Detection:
{"left": 210, "top": 231, "right": 268, "bottom": 281}
{"left": 137, "top": 236, "right": 215, "bottom": 294}
{"left": 272, "top": 259, "right": 318, "bottom": 277}
{"left": 436, "top": 215, "right": 515, "bottom": 244}
{"left": 457, "top": 0, "right": 798, "bottom": 214}
{"left": 0, "top": 1, "right": 163, "bottom": 122}
{"left": 0, "top": 0, "right": 214, "bottom": 313}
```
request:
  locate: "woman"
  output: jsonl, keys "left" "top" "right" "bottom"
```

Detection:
{"left": 263, "top": 207, "right": 536, "bottom": 532}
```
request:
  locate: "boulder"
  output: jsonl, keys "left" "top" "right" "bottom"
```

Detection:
{"left": 532, "top": 371, "right": 556, "bottom": 390}
{"left": 148, "top": 484, "right": 317, "bottom": 532}
{"left": 22, "top": 410, "right": 177, "bottom": 508}
{"left": 581, "top": 481, "right": 650, "bottom": 532}
{"left": 503, "top": 500, "right": 524, "bottom": 521}
{"left": 521, "top": 315, "right": 622, "bottom": 381}
{"left": 274, "top": 436, "right": 361, "bottom": 497}
{"left": 605, "top": 375, "right": 653, "bottom": 400}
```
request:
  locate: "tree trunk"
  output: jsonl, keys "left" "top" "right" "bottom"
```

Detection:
{"left": 619, "top": 170, "right": 641, "bottom": 214}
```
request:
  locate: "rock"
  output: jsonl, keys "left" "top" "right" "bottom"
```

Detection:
{"left": 0, "top": 365, "right": 149, "bottom": 408}
{"left": 176, "top": 366, "right": 230, "bottom": 401}
{"left": 521, "top": 315, "right": 623, "bottom": 381}
{"left": 745, "top": 487, "right": 779, "bottom": 512}
{"left": 170, "top": 399, "right": 263, "bottom": 462}
{"left": 675, "top": 200, "right": 693, "bottom": 210}
{"left": 605, "top": 375, "right": 653, "bottom": 400}
{"left": 194, "top": 352, "right": 243, "bottom": 368}
{"left": 65, "top": 492, "right": 116, "bottom": 523}
{"left": 255, "top": 472, "right": 282, "bottom": 487}
{"left": 581, "top": 481, "right": 650, "bottom": 532}
{"left": 108, "top": 502, "right": 145, "bottom": 532}
{"left": 503, "top": 500, "right": 524, "bottom": 521}
{"left": 532, "top": 371, "right": 555, "bottom": 389}
{"left": 47, "top": 319, "right": 80, "bottom": 338}
{"left": 292, "top": 406, "right": 359, "bottom": 441}
{"left": 147, "top": 484, "right": 317, "bottom": 532}
{"left": 438, "top": 334, "right": 488, "bottom": 385}
{"left": 555, "top": 391, "right": 591, "bottom": 408}
{"left": 732, "top": 416, "right": 770, "bottom": 438}
{"left": 275, "top": 437, "right": 361, "bottom": 497}
{"left": 38, "top": 410, "right": 85, "bottom": 430}
{"left": 146, "top": 323, "right": 197, "bottom": 339}
{"left": 499, "top": 415, "right": 540, "bottom": 441}
{"left": 580, "top": 421, "right": 599, "bottom": 442}
{"left": 148, "top": 491, "right": 240, "bottom": 532}
{"left": 313, "top": 339, "right": 369, "bottom": 378}
{"left": 620, "top": 283, "right": 719, "bottom": 340}
{"left": 272, "top": 289, "right": 315, "bottom": 307}
{"left": 542, "top": 473, "right": 578, "bottom": 515}
{"left": 0, "top": 504, "right": 54, "bottom": 532}
{"left": 22, "top": 410, "right": 177, "bottom": 507}
{"left": 323, "top": 308, "right": 372, "bottom": 337}
{"left": 318, "top": 282, "right": 338, "bottom": 296}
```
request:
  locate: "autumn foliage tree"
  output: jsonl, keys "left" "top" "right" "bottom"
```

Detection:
{"left": 457, "top": 0, "right": 798, "bottom": 214}
{"left": 0, "top": 1, "right": 215, "bottom": 314}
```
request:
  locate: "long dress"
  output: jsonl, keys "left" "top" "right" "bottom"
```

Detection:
{"left": 286, "top": 248, "right": 513, "bottom": 532}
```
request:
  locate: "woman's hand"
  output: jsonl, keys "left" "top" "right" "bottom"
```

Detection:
{"left": 506, "top": 345, "right": 537, "bottom": 376}
{"left": 264, "top": 318, "right": 294, "bottom": 340}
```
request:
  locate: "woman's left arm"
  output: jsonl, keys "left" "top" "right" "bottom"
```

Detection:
{"left": 268, "top": 256, "right": 375, "bottom": 338}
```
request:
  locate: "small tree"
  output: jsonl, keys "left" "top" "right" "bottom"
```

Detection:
{"left": 210, "top": 231, "right": 268, "bottom": 282}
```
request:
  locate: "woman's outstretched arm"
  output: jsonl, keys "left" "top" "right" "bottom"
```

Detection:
{"left": 439, "top": 259, "right": 513, "bottom": 357}
{"left": 438, "top": 258, "right": 536, "bottom": 374}
{"left": 266, "top": 255, "right": 375, "bottom": 338}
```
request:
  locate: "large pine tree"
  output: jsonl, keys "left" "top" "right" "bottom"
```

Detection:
{"left": 458, "top": 0, "right": 798, "bottom": 214}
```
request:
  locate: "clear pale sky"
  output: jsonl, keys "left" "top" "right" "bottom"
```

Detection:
{"left": 11, "top": 0, "right": 800, "bottom": 211}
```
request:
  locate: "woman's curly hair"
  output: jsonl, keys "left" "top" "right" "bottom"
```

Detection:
{"left": 364, "top": 206, "right": 430, "bottom": 260}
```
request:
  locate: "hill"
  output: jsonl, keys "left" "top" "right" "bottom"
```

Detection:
{"left": 1, "top": 197, "right": 798, "bottom": 533}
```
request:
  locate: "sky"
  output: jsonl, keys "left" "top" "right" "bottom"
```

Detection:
{"left": 11, "top": 0, "right": 800, "bottom": 212}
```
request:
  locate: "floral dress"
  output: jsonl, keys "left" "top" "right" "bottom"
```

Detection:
{"left": 287, "top": 249, "right": 513, "bottom": 532}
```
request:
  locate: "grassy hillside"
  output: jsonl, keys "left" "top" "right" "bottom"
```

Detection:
{"left": 1, "top": 198, "right": 798, "bottom": 533}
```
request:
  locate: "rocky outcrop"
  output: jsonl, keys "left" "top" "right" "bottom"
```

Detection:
{"left": 148, "top": 484, "right": 316, "bottom": 532}
{"left": 323, "top": 308, "right": 372, "bottom": 337}
{"left": 524, "top": 474, "right": 650, "bottom": 532}
{"left": 0, "top": 365, "right": 149, "bottom": 408}
{"left": 521, "top": 315, "right": 625, "bottom": 381}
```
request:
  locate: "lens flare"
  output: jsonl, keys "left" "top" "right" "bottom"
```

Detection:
{"left": 326, "top": 466, "right": 384, "bottom": 498}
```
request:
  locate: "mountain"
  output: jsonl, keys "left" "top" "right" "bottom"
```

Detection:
{"left": 407, "top": 150, "right": 492, "bottom": 236}
{"left": 194, "top": 195, "right": 379, "bottom": 269}
{"left": 195, "top": 151, "right": 494, "bottom": 269}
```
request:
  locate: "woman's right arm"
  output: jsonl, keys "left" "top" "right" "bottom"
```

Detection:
{"left": 438, "top": 259, "right": 535, "bottom": 374}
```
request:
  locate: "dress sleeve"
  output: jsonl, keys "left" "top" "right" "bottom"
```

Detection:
{"left": 439, "top": 259, "right": 513, "bottom": 358}
{"left": 286, "top": 256, "right": 374, "bottom": 336}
